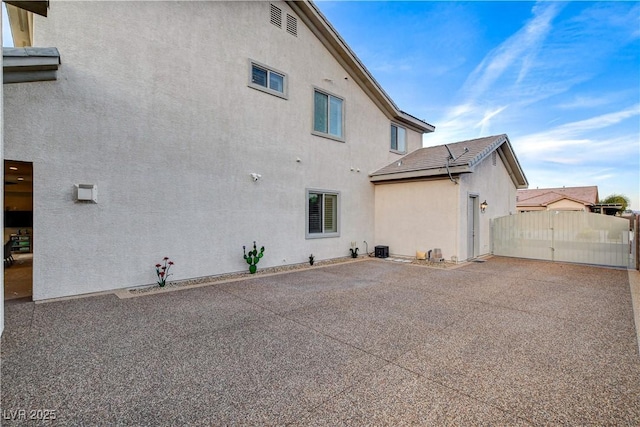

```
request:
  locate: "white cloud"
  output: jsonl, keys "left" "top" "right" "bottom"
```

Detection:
{"left": 476, "top": 105, "right": 508, "bottom": 135}
{"left": 461, "top": 2, "right": 563, "bottom": 101}
{"left": 517, "top": 104, "right": 640, "bottom": 156}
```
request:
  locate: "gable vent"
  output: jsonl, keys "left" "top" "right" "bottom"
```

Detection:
{"left": 286, "top": 14, "right": 297, "bottom": 36}
{"left": 270, "top": 4, "right": 282, "bottom": 28}
{"left": 492, "top": 151, "right": 497, "bottom": 166}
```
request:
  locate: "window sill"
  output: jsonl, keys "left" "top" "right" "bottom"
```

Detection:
{"left": 311, "top": 131, "right": 345, "bottom": 143}
{"left": 306, "top": 232, "right": 340, "bottom": 239}
{"left": 390, "top": 149, "right": 407, "bottom": 155}
{"left": 248, "top": 84, "right": 288, "bottom": 100}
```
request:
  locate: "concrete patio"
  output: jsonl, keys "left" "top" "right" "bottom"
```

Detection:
{"left": 2, "top": 257, "right": 639, "bottom": 425}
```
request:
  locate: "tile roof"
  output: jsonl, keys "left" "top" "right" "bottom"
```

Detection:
{"left": 517, "top": 186, "right": 599, "bottom": 207}
{"left": 371, "top": 134, "right": 505, "bottom": 176}
{"left": 370, "top": 134, "right": 528, "bottom": 188}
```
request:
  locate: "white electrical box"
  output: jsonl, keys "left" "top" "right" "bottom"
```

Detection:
{"left": 75, "top": 184, "right": 97, "bottom": 203}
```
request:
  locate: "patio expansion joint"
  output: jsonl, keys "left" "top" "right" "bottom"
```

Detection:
{"left": 217, "top": 286, "right": 400, "bottom": 362}
{"left": 418, "top": 372, "right": 538, "bottom": 426}
{"left": 629, "top": 269, "right": 640, "bottom": 356}
{"left": 217, "top": 286, "right": 537, "bottom": 426}
{"left": 286, "top": 347, "right": 536, "bottom": 427}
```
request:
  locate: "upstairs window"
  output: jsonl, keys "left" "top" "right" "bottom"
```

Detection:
{"left": 390, "top": 124, "right": 406, "bottom": 153}
{"left": 306, "top": 190, "right": 339, "bottom": 238}
{"left": 249, "top": 61, "right": 287, "bottom": 99}
{"left": 313, "top": 89, "right": 344, "bottom": 140}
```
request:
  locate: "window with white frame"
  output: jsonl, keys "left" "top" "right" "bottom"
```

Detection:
{"left": 249, "top": 61, "right": 287, "bottom": 99}
{"left": 306, "top": 190, "right": 339, "bottom": 238}
{"left": 313, "top": 89, "right": 344, "bottom": 140}
{"left": 390, "top": 124, "right": 406, "bottom": 153}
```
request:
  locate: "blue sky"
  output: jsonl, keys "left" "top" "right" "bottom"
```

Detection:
{"left": 2, "top": 2, "right": 638, "bottom": 208}
{"left": 316, "top": 1, "right": 640, "bottom": 210}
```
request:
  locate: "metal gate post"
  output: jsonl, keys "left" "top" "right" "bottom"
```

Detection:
{"left": 633, "top": 214, "right": 640, "bottom": 270}
{"left": 550, "top": 211, "right": 555, "bottom": 262}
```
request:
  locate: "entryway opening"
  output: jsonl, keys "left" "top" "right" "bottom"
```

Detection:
{"left": 4, "top": 160, "right": 33, "bottom": 300}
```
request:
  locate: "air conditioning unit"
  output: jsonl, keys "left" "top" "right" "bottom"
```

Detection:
{"left": 375, "top": 245, "right": 389, "bottom": 258}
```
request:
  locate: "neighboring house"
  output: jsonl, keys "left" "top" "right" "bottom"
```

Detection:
{"left": 371, "top": 135, "right": 528, "bottom": 261}
{"left": 3, "top": 1, "right": 436, "bottom": 301}
{"left": 516, "top": 186, "right": 599, "bottom": 213}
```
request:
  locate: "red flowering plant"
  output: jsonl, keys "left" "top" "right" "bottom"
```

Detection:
{"left": 155, "top": 257, "right": 174, "bottom": 287}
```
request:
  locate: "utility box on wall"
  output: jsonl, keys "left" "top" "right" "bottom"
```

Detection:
{"left": 75, "top": 184, "right": 97, "bottom": 203}
{"left": 375, "top": 245, "right": 389, "bottom": 258}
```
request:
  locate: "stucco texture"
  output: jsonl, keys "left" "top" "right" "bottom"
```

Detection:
{"left": 3, "top": 1, "right": 425, "bottom": 300}
{"left": 375, "top": 151, "right": 517, "bottom": 261}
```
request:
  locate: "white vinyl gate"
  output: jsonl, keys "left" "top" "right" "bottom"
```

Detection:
{"left": 492, "top": 211, "right": 634, "bottom": 269}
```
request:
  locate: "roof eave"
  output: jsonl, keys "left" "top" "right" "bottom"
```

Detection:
{"left": 3, "top": 47, "right": 60, "bottom": 83}
{"left": 496, "top": 136, "right": 528, "bottom": 189}
{"left": 288, "top": 1, "right": 434, "bottom": 134}
{"left": 5, "top": 1, "right": 48, "bottom": 17}
{"left": 370, "top": 165, "right": 471, "bottom": 182}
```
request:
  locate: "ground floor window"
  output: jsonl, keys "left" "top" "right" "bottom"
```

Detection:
{"left": 306, "top": 189, "right": 339, "bottom": 238}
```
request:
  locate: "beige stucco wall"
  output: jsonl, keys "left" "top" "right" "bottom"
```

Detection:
{"left": 517, "top": 199, "right": 588, "bottom": 213}
{"left": 374, "top": 179, "right": 460, "bottom": 259}
{"left": 458, "top": 151, "right": 517, "bottom": 259}
{"left": 375, "top": 149, "right": 518, "bottom": 262}
{"left": 517, "top": 206, "right": 546, "bottom": 212}
{"left": 547, "top": 199, "right": 588, "bottom": 211}
{"left": 3, "top": 1, "right": 424, "bottom": 300}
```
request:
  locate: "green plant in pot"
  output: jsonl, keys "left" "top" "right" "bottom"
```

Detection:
{"left": 243, "top": 241, "right": 265, "bottom": 274}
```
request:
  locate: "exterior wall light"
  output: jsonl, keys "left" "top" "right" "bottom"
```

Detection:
{"left": 480, "top": 200, "right": 488, "bottom": 213}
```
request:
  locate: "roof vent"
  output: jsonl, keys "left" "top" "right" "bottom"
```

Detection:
{"left": 270, "top": 4, "right": 282, "bottom": 28}
{"left": 286, "top": 14, "right": 297, "bottom": 36}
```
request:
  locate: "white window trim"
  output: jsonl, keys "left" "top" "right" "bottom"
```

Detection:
{"left": 305, "top": 188, "right": 341, "bottom": 239}
{"left": 311, "top": 87, "right": 345, "bottom": 142}
{"left": 390, "top": 123, "right": 407, "bottom": 154}
{"left": 248, "top": 59, "right": 288, "bottom": 99}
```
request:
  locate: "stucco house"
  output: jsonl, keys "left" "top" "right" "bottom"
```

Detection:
{"left": 371, "top": 135, "right": 528, "bottom": 261}
{"left": 516, "top": 186, "right": 599, "bottom": 213}
{"left": 3, "top": 0, "right": 438, "bottom": 301}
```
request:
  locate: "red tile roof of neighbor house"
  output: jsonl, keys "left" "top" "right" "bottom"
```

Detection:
{"left": 516, "top": 186, "right": 599, "bottom": 207}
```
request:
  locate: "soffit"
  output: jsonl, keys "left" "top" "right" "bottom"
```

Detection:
{"left": 5, "top": 1, "right": 48, "bottom": 17}
{"left": 3, "top": 47, "right": 60, "bottom": 83}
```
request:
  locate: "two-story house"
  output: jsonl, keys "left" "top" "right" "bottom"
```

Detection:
{"left": 3, "top": 1, "right": 435, "bottom": 301}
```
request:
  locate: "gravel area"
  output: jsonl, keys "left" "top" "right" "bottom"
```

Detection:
{"left": 128, "top": 255, "right": 456, "bottom": 296}
{"left": 2, "top": 257, "right": 638, "bottom": 425}
{"left": 128, "top": 256, "right": 365, "bottom": 295}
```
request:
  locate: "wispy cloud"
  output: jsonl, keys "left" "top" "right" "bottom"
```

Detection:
{"left": 461, "top": 2, "right": 563, "bottom": 101}
{"left": 425, "top": 2, "right": 565, "bottom": 146}
{"left": 476, "top": 105, "right": 508, "bottom": 135}
{"left": 517, "top": 104, "right": 640, "bottom": 156}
